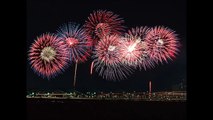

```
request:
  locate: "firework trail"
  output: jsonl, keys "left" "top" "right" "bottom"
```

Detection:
{"left": 90, "top": 61, "right": 94, "bottom": 75}
{"left": 28, "top": 33, "right": 70, "bottom": 79}
{"left": 145, "top": 26, "right": 180, "bottom": 64}
{"left": 73, "top": 60, "right": 78, "bottom": 88}
{"left": 92, "top": 35, "right": 133, "bottom": 80}
{"left": 119, "top": 27, "right": 155, "bottom": 70}
{"left": 84, "top": 10, "right": 125, "bottom": 46}
{"left": 84, "top": 10, "right": 126, "bottom": 79}
{"left": 57, "top": 22, "right": 92, "bottom": 87}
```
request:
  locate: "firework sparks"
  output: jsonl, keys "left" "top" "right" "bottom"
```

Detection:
{"left": 119, "top": 36, "right": 143, "bottom": 66}
{"left": 92, "top": 35, "right": 133, "bottom": 80}
{"left": 84, "top": 10, "right": 125, "bottom": 46}
{"left": 57, "top": 22, "right": 92, "bottom": 63}
{"left": 57, "top": 22, "right": 93, "bottom": 87}
{"left": 120, "top": 27, "right": 155, "bottom": 70}
{"left": 28, "top": 33, "right": 70, "bottom": 79}
{"left": 145, "top": 26, "right": 180, "bottom": 64}
{"left": 28, "top": 9, "right": 182, "bottom": 82}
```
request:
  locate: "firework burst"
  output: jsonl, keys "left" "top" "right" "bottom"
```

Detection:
{"left": 92, "top": 35, "right": 133, "bottom": 80}
{"left": 57, "top": 22, "right": 92, "bottom": 63}
{"left": 119, "top": 36, "right": 143, "bottom": 66}
{"left": 145, "top": 26, "right": 180, "bottom": 64}
{"left": 28, "top": 33, "right": 70, "bottom": 79}
{"left": 84, "top": 10, "right": 125, "bottom": 46}
{"left": 127, "top": 26, "right": 150, "bottom": 39}
{"left": 119, "top": 27, "right": 155, "bottom": 70}
{"left": 57, "top": 22, "right": 93, "bottom": 87}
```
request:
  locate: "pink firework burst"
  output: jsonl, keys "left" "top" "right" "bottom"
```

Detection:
{"left": 28, "top": 33, "right": 70, "bottom": 79}
{"left": 127, "top": 26, "right": 150, "bottom": 39}
{"left": 145, "top": 26, "right": 180, "bottom": 64}
{"left": 57, "top": 22, "right": 92, "bottom": 63}
{"left": 92, "top": 35, "right": 133, "bottom": 80}
{"left": 84, "top": 10, "right": 125, "bottom": 46}
{"left": 119, "top": 27, "right": 155, "bottom": 70}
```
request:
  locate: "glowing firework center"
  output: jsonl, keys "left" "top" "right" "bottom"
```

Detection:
{"left": 119, "top": 37, "right": 143, "bottom": 66}
{"left": 95, "top": 35, "right": 121, "bottom": 66}
{"left": 40, "top": 46, "right": 56, "bottom": 62}
{"left": 66, "top": 37, "right": 78, "bottom": 47}
{"left": 157, "top": 38, "right": 164, "bottom": 46}
{"left": 127, "top": 38, "right": 141, "bottom": 52}
{"left": 102, "top": 45, "right": 118, "bottom": 64}
{"left": 108, "top": 45, "right": 116, "bottom": 51}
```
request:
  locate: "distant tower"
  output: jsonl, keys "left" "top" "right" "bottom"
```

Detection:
{"left": 149, "top": 81, "right": 152, "bottom": 93}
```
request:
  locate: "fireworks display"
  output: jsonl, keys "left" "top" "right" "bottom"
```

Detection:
{"left": 120, "top": 27, "right": 155, "bottom": 70}
{"left": 92, "top": 35, "right": 133, "bottom": 80}
{"left": 57, "top": 22, "right": 92, "bottom": 63}
{"left": 28, "top": 10, "right": 181, "bottom": 81}
{"left": 145, "top": 26, "right": 180, "bottom": 64}
{"left": 28, "top": 33, "right": 70, "bottom": 79}
{"left": 119, "top": 36, "right": 143, "bottom": 66}
{"left": 56, "top": 22, "right": 93, "bottom": 87}
{"left": 84, "top": 10, "right": 125, "bottom": 46}
{"left": 94, "top": 35, "right": 121, "bottom": 66}
{"left": 127, "top": 26, "right": 150, "bottom": 39}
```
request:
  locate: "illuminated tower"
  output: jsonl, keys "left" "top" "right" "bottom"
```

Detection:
{"left": 149, "top": 81, "right": 152, "bottom": 93}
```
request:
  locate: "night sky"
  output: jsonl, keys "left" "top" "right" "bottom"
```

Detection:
{"left": 27, "top": 0, "right": 186, "bottom": 92}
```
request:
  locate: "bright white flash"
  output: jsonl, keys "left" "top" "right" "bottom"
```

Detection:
{"left": 157, "top": 38, "right": 164, "bottom": 46}
{"left": 127, "top": 38, "right": 141, "bottom": 52}
{"left": 128, "top": 45, "right": 135, "bottom": 52}
{"left": 108, "top": 45, "right": 116, "bottom": 51}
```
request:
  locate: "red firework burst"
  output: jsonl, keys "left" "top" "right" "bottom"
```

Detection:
{"left": 28, "top": 33, "right": 70, "bottom": 79}
{"left": 119, "top": 36, "right": 144, "bottom": 66}
{"left": 95, "top": 35, "right": 121, "bottom": 65}
{"left": 57, "top": 23, "right": 92, "bottom": 63}
{"left": 119, "top": 36, "right": 154, "bottom": 70}
{"left": 92, "top": 35, "right": 133, "bottom": 80}
{"left": 119, "top": 27, "right": 155, "bottom": 70}
{"left": 127, "top": 26, "right": 150, "bottom": 39}
{"left": 84, "top": 10, "right": 125, "bottom": 46}
{"left": 145, "top": 26, "right": 180, "bottom": 63}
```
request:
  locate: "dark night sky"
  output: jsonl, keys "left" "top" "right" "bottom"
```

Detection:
{"left": 27, "top": 0, "right": 186, "bottom": 92}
